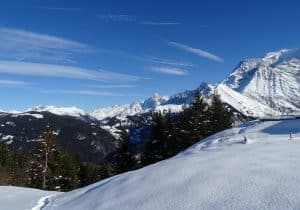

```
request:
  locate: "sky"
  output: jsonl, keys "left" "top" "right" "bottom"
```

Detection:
{"left": 0, "top": 0, "right": 299, "bottom": 111}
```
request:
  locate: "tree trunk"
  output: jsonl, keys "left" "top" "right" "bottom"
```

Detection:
{"left": 42, "top": 145, "right": 48, "bottom": 189}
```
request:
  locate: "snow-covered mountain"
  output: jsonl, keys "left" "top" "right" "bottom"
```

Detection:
{"left": 27, "top": 105, "right": 88, "bottom": 118}
{"left": 0, "top": 48, "right": 298, "bottom": 141}
{"left": 2, "top": 48, "right": 298, "bottom": 122}
{"left": 222, "top": 48, "right": 300, "bottom": 113}
{"left": 91, "top": 94, "right": 182, "bottom": 121}
{"left": 0, "top": 109, "right": 116, "bottom": 164}
{"left": 3, "top": 117, "right": 300, "bottom": 210}
{"left": 90, "top": 48, "right": 300, "bottom": 121}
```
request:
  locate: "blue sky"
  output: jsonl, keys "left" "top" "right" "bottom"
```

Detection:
{"left": 0, "top": 0, "right": 299, "bottom": 111}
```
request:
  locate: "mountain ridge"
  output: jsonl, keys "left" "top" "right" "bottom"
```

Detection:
{"left": 0, "top": 48, "right": 299, "bottom": 141}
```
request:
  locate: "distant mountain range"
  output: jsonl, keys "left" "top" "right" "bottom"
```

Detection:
{"left": 0, "top": 110, "right": 115, "bottom": 164}
{"left": 92, "top": 48, "right": 300, "bottom": 121}
{"left": 0, "top": 48, "right": 299, "bottom": 163}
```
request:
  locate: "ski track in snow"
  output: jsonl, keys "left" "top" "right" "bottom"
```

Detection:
{"left": 31, "top": 195, "right": 52, "bottom": 210}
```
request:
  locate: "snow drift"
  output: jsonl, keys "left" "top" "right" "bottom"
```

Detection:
{"left": 7, "top": 118, "right": 294, "bottom": 210}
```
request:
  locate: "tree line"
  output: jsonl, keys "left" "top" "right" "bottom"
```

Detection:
{"left": 0, "top": 93, "right": 233, "bottom": 191}
{"left": 113, "top": 93, "right": 233, "bottom": 172}
{"left": 0, "top": 129, "right": 112, "bottom": 191}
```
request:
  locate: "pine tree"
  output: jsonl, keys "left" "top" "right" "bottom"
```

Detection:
{"left": 113, "top": 128, "right": 136, "bottom": 174}
{"left": 164, "top": 110, "right": 177, "bottom": 157}
{"left": 52, "top": 152, "right": 80, "bottom": 191}
{"left": 174, "top": 107, "right": 194, "bottom": 148}
{"left": 7, "top": 150, "right": 28, "bottom": 186}
{"left": 172, "top": 92, "right": 209, "bottom": 149}
{"left": 0, "top": 142, "right": 28, "bottom": 186}
{"left": 79, "top": 161, "right": 111, "bottom": 187}
{"left": 209, "top": 93, "right": 233, "bottom": 133}
{"left": 97, "top": 161, "right": 111, "bottom": 179}
{"left": 0, "top": 142, "right": 10, "bottom": 184}
{"left": 189, "top": 92, "right": 209, "bottom": 142}
{"left": 145, "top": 112, "right": 167, "bottom": 163}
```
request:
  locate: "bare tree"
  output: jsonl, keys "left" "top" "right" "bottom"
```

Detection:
{"left": 41, "top": 129, "right": 55, "bottom": 189}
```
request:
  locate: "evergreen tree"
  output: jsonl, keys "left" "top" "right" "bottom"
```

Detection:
{"left": 209, "top": 93, "right": 233, "bottom": 133}
{"left": 28, "top": 128, "right": 81, "bottom": 191}
{"left": 113, "top": 128, "right": 136, "bottom": 173}
{"left": 145, "top": 112, "right": 167, "bottom": 164}
{"left": 97, "top": 161, "right": 111, "bottom": 179}
{"left": 174, "top": 107, "right": 194, "bottom": 148}
{"left": 6, "top": 150, "right": 28, "bottom": 186}
{"left": 51, "top": 152, "right": 80, "bottom": 191}
{"left": 172, "top": 92, "right": 209, "bottom": 149}
{"left": 79, "top": 162, "right": 97, "bottom": 187}
{"left": 0, "top": 142, "right": 28, "bottom": 186}
{"left": 0, "top": 142, "right": 10, "bottom": 184}
{"left": 189, "top": 92, "right": 209, "bottom": 142}
{"left": 79, "top": 161, "right": 111, "bottom": 187}
{"left": 164, "top": 110, "right": 177, "bottom": 156}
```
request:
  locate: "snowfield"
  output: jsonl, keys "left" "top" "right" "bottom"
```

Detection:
{"left": 0, "top": 186, "right": 60, "bottom": 210}
{"left": 1, "top": 118, "right": 299, "bottom": 210}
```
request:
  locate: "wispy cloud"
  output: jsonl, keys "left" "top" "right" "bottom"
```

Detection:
{"left": 97, "top": 14, "right": 136, "bottom": 22}
{"left": 0, "top": 61, "right": 140, "bottom": 83}
{"left": 140, "top": 21, "right": 181, "bottom": 25}
{"left": 97, "top": 14, "right": 180, "bottom": 26}
{"left": 150, "top": 66, "right": 188, "bottom": 76}
{"left": 0, "top": 79, "right": 31, "bottom": 87}
{"left": 96, "top": 49, "right": 193, "bottom": 67}
{"left": 168, "top": 41, "right": 224, "bottom": 63}
{"left": 43, "top": 89, "right": 127, "bottom": 96}
{"left": 89, "top": 84, "right": 136, "bottom": 88}
{"left": 0, "top": 27, "right": 93, "bottom": 63}
{"left": 42, "top": 7, "right": 82, "bottom": 11}
{"left": 148, "top": 57, "right": 193, "bottom": 67}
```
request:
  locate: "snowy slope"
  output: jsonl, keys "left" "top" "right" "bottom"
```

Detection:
{"left": 19, "top": 118, "right": 297, "bottom": 210}
{"left": 215, "top": 84, "right": 279, "bottom": 117}
{"left": 0, "top": 186, "right": 59, "bottom": 210}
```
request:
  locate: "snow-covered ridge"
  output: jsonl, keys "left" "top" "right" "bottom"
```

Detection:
{"left": 92, "top": 48, "right": 300, "bottom": 120}
{"left": 0, "top": 106, "right": 90, "bottom": 121}
{"left": 91, "top": 94, "right": 183, "bottom": 121}
{"left": 215, "top": 84, "right": 279, "bottom": 117}
{"left": 222, "top": 48, "right": 300, "bottom": 113}
{"left": 27, "top": 105, "right": 87, "bottom": 118}
{"left": 3, "top": 118, "right": 299, "bottom": 210}
{"left": 1, "top": 48, "right": 299, "bottom": 121}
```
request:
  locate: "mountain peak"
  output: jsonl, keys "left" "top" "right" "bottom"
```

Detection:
{"left": 264, "top": 48, "right": 300, "bottom": 64}
{"left": 222, "top": 48, "right": 300, "bottom": 113}
{"left": 142, "top": 93, "right": 169, "bottom": 109}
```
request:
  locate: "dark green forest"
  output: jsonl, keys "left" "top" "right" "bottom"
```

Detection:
{"left": 0, "top": 93, "right": 233, "bottom": 191}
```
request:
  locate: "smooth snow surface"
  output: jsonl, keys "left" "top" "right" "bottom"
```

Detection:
{"left": 216, "top": 84, "right": 279, "bottom": 117}
{"left": 1, "top": 119, "right": 300, "bottom": 209}
{"left": 0, "top": 186, "right": 58, "bottom": 210}
{"left": 38, "top": 118, "right": 300, "bottom": 210}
